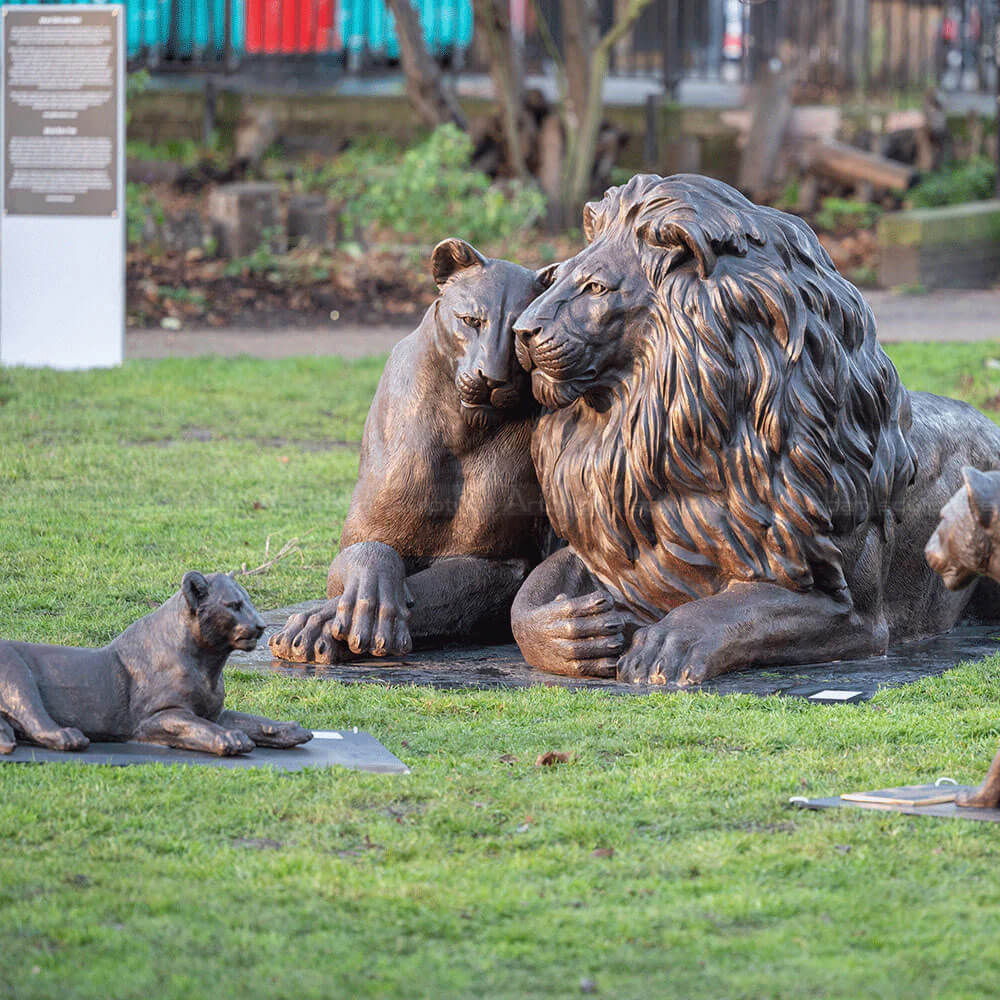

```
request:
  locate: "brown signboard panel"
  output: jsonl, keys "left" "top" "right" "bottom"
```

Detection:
{"left": 3, "top": 6, "right": 120, "bottom": 217}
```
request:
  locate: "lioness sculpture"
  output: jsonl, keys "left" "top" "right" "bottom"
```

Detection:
{"left": 511, "top": 173, "right": 1000, "bottom": 683}
{"left": 270, "top": 239, "right": 551, "bottom": 664}
{"left": 0, "top": 572, "right": 312, "bottom": 756}
{"left": 927, "top": 467, "right": 1000, "bottom": 808}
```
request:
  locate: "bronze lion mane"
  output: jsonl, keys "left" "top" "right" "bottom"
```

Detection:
{"left": 512, "top": 173, "right": 1000, "bottom": 684}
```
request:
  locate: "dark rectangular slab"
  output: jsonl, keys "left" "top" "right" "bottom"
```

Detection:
{"left": 0, "top": 731, "right": 409, "bottom": 774}
{"left": 242, "top": 605, "right": 1000, "bottom": 702}
{"left": 795, "top": 787, "right": 1000, "bottom": 823}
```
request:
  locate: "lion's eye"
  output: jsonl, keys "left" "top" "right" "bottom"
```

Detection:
{"left": 225, "top": 600, "right": 243, "bottom": 611}
{"left": 460, "top": 315, "right": 483, "bottom": 330}
{"left": 582, "top": 280, "right": 609, "bottom": 295}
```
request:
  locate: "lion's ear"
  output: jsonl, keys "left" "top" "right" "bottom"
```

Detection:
{"left": 431, "top": 239, "right": 487, "bottom": 289}
{"left": 583, "top": 201, "right": 600, "bottom": 243}
{"left": 963, "top": 466, "right": 1000, "bottom": 529}
{"left": 535, "top": 262, "right": 560, "bottom": 290}
{"left": 182, "top": 571, "right": 210, "bottom": 612}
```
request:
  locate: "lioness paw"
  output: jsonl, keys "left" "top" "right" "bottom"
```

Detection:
{"left": 36, "top": 726, "right": 90, "bottom": 752}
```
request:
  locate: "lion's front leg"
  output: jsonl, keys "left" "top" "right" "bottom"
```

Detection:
{"left": 617, "top": 581, "right": 887, "bottom": 686}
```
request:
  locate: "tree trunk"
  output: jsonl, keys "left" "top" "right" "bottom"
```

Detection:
{"left": 561, "top": 0, "right": 654, "bottom": 222}
{"left": 384, "top": 0, "right": 467, "bottom": 130}
{"left": 472, "top": 0, "right": 529, "bottom": 178}
{"left": 560, "top": 0, "right": 599, "bottom": 131}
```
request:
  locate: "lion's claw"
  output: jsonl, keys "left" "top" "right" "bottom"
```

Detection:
{"left": 213, "top": 728, "right": 255, "bottom": 756}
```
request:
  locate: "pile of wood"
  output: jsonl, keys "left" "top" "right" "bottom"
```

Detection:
{"left": 732, "top": 67, "right": 957, "bottom": 210}
{"left": 469, "top": 88, "right": 628, "bottom": 196}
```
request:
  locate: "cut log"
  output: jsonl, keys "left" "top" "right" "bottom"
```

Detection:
{"left": 804, "top": 139, "right": 915, "bottom": 194}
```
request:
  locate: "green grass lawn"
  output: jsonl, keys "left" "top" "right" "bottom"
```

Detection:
{"left": 4, "top": 343, "right": 1000, "bottom": 999}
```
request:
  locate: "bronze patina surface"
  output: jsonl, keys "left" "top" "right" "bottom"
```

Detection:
{"left": 0, "top": 572, "right": 312, "bottom": 756}
{"left": 270, "top": 239, "right": 551, "bottom": 664}
{"left": 927, "top": 466, "right": 1000, "bottom": 808}
{"left": 511, "top": 173, "right": 1000, "bottom": 684}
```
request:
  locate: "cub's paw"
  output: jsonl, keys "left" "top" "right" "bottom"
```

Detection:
{"left": 212, "top": 729, "right": 256, "bottom": 756}
{"left": 36, "top": 727, "right": 90, "bottom": 752}
{"left": 956, "top": 783, "right": 1000, "bottom": 809}
{"left": 253, "top": 720, "right": 313, "bottom": 749}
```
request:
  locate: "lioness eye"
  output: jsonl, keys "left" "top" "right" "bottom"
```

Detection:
{"left": 226, "top": 600, "right": 243, "bottom": 611}
{"left": 460, "top": 315, "right": 483, "bottom": 330}
{"left": 583, "top": 280, "right": 609, "bottom": 295}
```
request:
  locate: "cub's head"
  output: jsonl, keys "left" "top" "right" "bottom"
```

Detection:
{"left": 926, "top": 468, "right": 1000, "bottom": 591}
{"left": 431, "top": 238, "right": 549, "bottom": 429}
{"left": 181, "top": 571, "right": 265, "bottom": 652}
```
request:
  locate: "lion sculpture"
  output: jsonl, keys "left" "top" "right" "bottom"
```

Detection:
{"left": 511, "top": 173, "right": 1000, "bottom": 684}
{"left": 270, "top": 239, "right": 551, "bottom": 664}
{"left": 0, "top": 572, "right": 312, "bottom": 756}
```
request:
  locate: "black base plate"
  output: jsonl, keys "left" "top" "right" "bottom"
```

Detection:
{"left": 0, "top": 731, "right": 409, "bottom": 773}
{"left": 241, "top": 605, "right": 1000, "bottom": 701}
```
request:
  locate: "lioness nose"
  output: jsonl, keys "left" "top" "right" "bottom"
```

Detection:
{"left": 515, "top": 325, "right": 541, "bottom": 342}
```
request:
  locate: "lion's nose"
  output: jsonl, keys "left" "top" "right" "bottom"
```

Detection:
{"left": 515, "top": 325, "right": 541, "bottom": 342}
{"left": 477, "top": 370, "right": 506, "bottom": 389}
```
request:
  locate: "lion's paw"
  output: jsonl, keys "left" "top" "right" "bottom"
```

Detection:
{"left": 616, "top": 615, "right": 720, "bottom": 687}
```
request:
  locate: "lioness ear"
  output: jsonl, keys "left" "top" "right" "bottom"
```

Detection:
{"left": 182, "top": 571, "right": 210, "bottom": 612}
{"left": 431, "top": 238, "right": 487, "bottom": 289}
{"left": 963, "top": 466, "right": 1000, "bottom": 529}
{"left": 535, "top": 262, "right": 560, "bottom": 290}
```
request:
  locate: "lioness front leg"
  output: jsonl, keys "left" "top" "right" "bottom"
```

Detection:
{"left": 134, "top": 709, "right": 255, "bottom": 756}
{"left": 617, "top": 581, "right": 887, "bottom": 686}
{"left": 270, "top": 541, "right": 412, "bottom": 663}
{"left": 217, "top": 710, "right": 312, "bottom": 749}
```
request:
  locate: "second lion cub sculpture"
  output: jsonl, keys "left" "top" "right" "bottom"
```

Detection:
{"left": 0, "top": 572, "right": 312, "bottom": 756}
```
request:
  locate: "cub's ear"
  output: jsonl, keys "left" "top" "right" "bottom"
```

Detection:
{"left": 963, "top": 466, "right": 1000, "bottom": 529}
{"left": 535, "top": 262, "right": 560, "bottom": 290}
{"left": 182, "top": 571, "right": 210, "bottom": 612}
{"left": 431, "top": 238, "right": 487, "bottom": 289}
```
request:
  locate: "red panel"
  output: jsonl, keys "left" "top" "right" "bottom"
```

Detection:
{"left": 245, "top": 0, "right": 337, "bottom": 53}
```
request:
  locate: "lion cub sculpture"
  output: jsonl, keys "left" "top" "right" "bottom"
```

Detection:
{"left": 927, "top": 467, "right": 1000, "bottom": 808}
{"left": 0, "top": 572, "right": 312, "bottom": 756}
{"left": 270, "top": 239, "right": 551, "bottom": 664}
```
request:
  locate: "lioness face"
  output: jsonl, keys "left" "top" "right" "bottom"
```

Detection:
{"left": 182, "top": 572, "right": 266, "bottom": 652}
{"left": 431, "top": 238, "right": 545, "bottom": 429}
{"left": 513, "top": 236, "right": 654, "bottom": 410}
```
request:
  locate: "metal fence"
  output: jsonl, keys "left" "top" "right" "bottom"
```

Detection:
{"left": 4, "top": 0, "right": 995, "bottom": 96}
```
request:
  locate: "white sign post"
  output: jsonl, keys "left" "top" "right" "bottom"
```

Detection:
{"left": 1, "top": 4, "right": 125, "bottom": 368}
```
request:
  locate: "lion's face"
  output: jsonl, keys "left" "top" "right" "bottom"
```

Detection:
{"left": 182, "top": 572, "right": 265, "bottom": 652}
{"left": 513, "top": 238, "right": 654, "bottom": 410}
{"left": 431, "top": 239, "right": 545, "bottom": 429}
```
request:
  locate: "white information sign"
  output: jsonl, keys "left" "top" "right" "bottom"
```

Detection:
{"left": 1, "top": 4, "right": 124, "bottom": 368}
